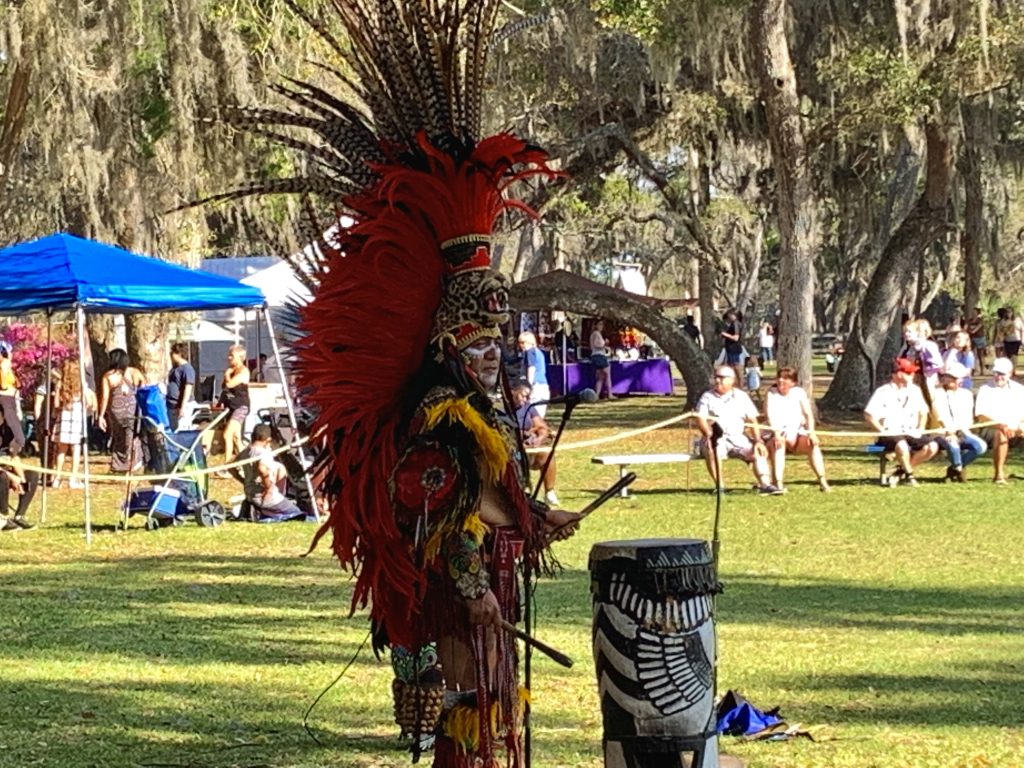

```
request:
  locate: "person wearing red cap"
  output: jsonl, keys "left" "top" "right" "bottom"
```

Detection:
{"left": 864, "top": 358, "right": 938, "bottom": 486}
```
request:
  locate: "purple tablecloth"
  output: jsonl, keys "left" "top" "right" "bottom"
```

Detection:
{"left": 548, "top": 359, "right": 674, "bottom": 397}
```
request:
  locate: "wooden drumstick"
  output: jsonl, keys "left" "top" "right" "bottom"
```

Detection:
{"left": 500, "top": 619, "right": 574, "bottom": 669}
{"left": 545, "top": 472, "right": 638, "bottom": 543}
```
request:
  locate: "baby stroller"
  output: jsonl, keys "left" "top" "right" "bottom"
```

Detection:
{"left": 124, "top": 385, "right": 227, "bottom": 530}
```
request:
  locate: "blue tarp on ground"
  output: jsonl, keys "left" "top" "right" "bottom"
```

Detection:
{"left": 0, "top": 233, "right": 266, "bottom": 313}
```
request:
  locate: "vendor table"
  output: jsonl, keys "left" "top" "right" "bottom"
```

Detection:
{"left": 548, "top": 359, "right": 674, "bottom": 397}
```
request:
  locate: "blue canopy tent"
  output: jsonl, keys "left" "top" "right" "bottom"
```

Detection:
{"left": 0, "top": 233, "right": 314, "bottom": 541}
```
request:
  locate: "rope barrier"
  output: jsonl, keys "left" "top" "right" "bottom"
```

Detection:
{"left": 525, "top": 410, "right": 1004, "bottom": 454}
{"left": 0, "top": 436, "right": 311, "bottom": 484}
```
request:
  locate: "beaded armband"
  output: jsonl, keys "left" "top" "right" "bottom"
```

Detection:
{"left": 447, "top": 532, "right": 490, "bottom": 600}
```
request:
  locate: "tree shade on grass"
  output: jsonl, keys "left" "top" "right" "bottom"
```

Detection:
{"left": 1, "top": 395, "right": 1022, "bottom": 767}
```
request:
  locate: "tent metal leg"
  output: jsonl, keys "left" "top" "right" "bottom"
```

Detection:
{"left": 263, "top": 309, "right": 319, "bottom": 522}
{"left": 40, "top": 311, "right": 53, "bottom": 523}
{"left": 77, "top": 306, "right": 92, "bottom": 544}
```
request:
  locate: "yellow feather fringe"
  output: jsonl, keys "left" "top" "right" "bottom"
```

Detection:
{"left": 422, "top": 513, "right": 488, "bottom": 563}
{"left": 423, "top": 396, "right": 508, "bottom": 485}
{"left": 441, "top": 687, "right": 531, "bottom": 754}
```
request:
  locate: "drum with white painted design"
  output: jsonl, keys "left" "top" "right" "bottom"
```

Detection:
{"left": 590, "top": 538, "right": 722, "bottom": 767}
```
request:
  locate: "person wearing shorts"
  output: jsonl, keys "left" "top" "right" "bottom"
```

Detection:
{"left": 764, "top": 366, "right": 830, "bottom": 492}
{"left": 218, "top": 345, "right": 251, "bottom": 469}
{"left": 864, "top": 357, "right": 938, "bottom": 486}
{"left": 975, "top": 356, "right": 1024, "bottom": 484}
{"left": 589, "top": 319, "right": 614, "bottom": 399}
{"left": 695, "top": 365, "right": 781, "bottom": 494}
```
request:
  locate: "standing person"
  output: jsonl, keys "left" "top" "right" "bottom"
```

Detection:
{"left": 864, "top": 358, "right": 938, "bottom": 487}
{"left": 33, "top": 368, "right": 62, "bottom": 467}
{"left": 695, "top": 365, "right": 781, "bottom": 494}
{"left": 975, "top": 357, "right": 1024, "bottom": 484}
{"left": 511, "top": 381, "right": 559, "bottom": 505}
{"left": 992, "top": 307, "right": 1013, "bottom": 360}
{"left": 226, "top": 5, "right": 584, "bottom": 763}
{"left": 682, "top": 313, "right": 702, "bottom": 348}
{"left": 765, "top": 367, "right": 830, "bottom": 492}
{"left": 165, "top": 342, "right": 196, "bottom": 431}
{"left": 1003, "top": 309, "right": 1024, "bottom": 366}
{"left": 590, "top": 319, "right": 614, "bottom": 400}
{"left": 965, "top": 308, "right": 989, "bottom": 374}
{"left": 931, "top": 361, "right": 986, "bottom": 482}
{"left": 217, "top": 344, "right": 250, "bottom": 466}
{"left": 720, "top": 310, "right": 745, "bottom": 382}
{"left": 54, "top": 358, "right": 97, "bottom": 489}
{"left": 517, "top": 331, "right": 550, "bottom": 416}
{"left": 759, "top": 322, "right": 775, "bottom": 366}
{"left": 744, "top": 355, "right": 762, "bottom": 401}
{"left": 0, "top": 341, "right": 26, "bottom": 459}
{"left": 97, "top": 349, "right": 144, "bottom": 472}
{"left": 553, "top": 319, "right": 580, "bottom": 363}
{"left": 942, "top": 331, "right": 975, "bottom": 390}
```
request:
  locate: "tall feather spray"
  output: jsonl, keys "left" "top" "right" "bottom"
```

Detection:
{"left": 209, "top": 0, "right": 557, "bottom": 646}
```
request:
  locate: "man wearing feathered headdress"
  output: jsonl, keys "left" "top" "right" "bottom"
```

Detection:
{"left": 202, "top": 2, "right": 582, "bottom": 765}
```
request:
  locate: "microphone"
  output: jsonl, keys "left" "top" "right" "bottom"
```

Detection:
{"left": 535, "top": 388, "right": 598, "bottom": 407}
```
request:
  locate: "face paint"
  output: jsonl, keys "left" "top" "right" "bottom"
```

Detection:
{"left": 462, "top": 338, "right": 501, "bottom": 390}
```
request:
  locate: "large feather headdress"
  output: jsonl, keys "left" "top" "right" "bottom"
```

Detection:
{"left": 211, "top": 0, "right": 557, "bottom": 645}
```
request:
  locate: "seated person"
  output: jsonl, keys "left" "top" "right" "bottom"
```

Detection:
{"left": 695, "top": 365, "right": 781, "bottom": 494}
{"left": 974, "top": 356, "right": 1024, "bottom": 484}
{"left": 764, "top": 366, "right": 830, "bottom": 492}
{"left": 931, "top": 361, "right": 986, "bottom": 482}
{"left": 511, "top": 381, "right": 559, "bottom": 506}
{"left": 0, "top": 467, "right": 38, "bottom": 531}
{"left": 242, "top": 423, "right": 302, "bottom": 518}
{"left": 864, "top": 358, "right": 938, "bottom": 486}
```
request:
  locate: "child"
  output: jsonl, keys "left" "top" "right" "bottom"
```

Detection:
{"left": 248, "top": 423, "right": 300, "bottom": 517}
{"left": 744, "top": 355, "right": 762, "bottom": 396}
{"left": 53, "top": 359, "right": 97, "bottom": 489}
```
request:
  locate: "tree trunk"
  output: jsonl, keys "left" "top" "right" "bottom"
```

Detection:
{"left": 751, "top": 0, "right": 819, "bottom": 391}
{"left": 821, "top": 120, "right": 955, "bottom": 411}
{"left": 510, "top": 270, "right": 712, "bottom": 407}
{"left": 960, "top": 100, "right": 987, "bottom": 315}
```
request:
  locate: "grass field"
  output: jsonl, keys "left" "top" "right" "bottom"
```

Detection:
{"left": 1, "top": 394, "right": 1022, "bottom": 768}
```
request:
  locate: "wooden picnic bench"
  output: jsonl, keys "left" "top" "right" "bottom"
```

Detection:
{"left": 591, "top": 453, "right": 692, "bottom": 497}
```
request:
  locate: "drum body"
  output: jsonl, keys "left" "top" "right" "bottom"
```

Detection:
{"left": 590, "top": 538, "right": 722, "bottom": 768}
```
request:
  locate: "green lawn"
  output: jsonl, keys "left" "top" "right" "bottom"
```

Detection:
{"left": 1, "top": 395, "right": 1022, "bottom": 767}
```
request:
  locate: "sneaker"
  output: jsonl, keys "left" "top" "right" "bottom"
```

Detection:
{"left": 11, "top": 516, "right": 34, "bottom": 530}
{"left": 758, "top": 484, "right": 784, "bottom": 495}
{"left": 819, "top": 481, "right": 832, "bottom": 493}
{"left": 994, "top": 477, "right": 1008, "bottom": 485}
{"left": 544, "top": 490, "right": 560, "bottom": 506}
{"left": 1, "top": 519, "right": 20, "bottom": 532}
{"left": 69, "top": 479, "right": 85, "bottom": 490}
{"left": 900, "top": 474, "right": 918, "bottom": 487}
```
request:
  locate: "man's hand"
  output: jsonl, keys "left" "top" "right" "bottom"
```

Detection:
{"left": 545, "top": 508, "right": 582, "bottom": 541}
{"left": 466, "top": 590, "right": 501, "bottom": 628}
{"left": 98, "top": 415, "right": 107, "bottom": 432}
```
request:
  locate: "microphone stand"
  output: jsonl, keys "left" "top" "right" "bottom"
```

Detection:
{"left": 524, "top": 395, "right": 580, "bottom": 768}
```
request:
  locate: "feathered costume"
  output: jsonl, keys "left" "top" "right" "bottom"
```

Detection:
{"left": 207, "top": 2, "right": 560, "bottom": 766}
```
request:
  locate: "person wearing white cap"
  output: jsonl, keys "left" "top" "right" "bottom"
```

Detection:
{"left": 975, "top": 357, "right": 1024, "bottom": 484}
{"left": 931, "top": 361, "right": 986, "bottom": 482}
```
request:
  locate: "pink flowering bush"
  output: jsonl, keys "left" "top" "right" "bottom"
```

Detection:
{"left": 1, "top": 322, "right": 76, "bottom": 405}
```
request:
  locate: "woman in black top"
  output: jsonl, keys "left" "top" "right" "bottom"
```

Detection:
{"left": 219, "top": 344, "right": 251, "bottom": 465}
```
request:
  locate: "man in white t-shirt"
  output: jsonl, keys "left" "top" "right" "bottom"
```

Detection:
{"left": 696, "top": 365, "right": 781, "bottom": 494}
{"left": 974, "top": 356, "right": 1024, "bottom": 484}
{"left": 864, "top": 357, "right": 938, "bottom": 486}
